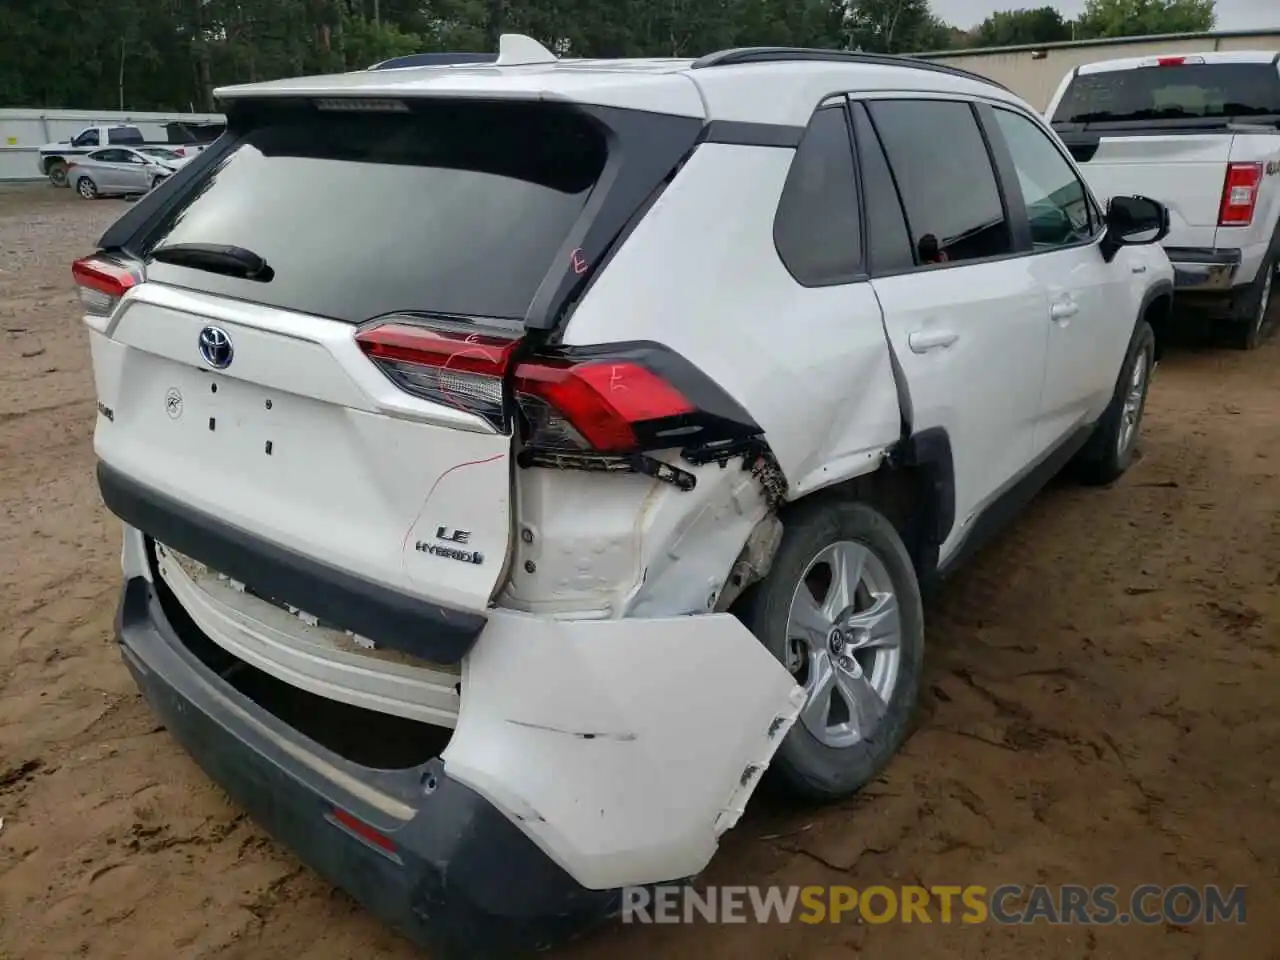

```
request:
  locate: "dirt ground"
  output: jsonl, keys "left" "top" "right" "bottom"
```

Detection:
{"left": 0, "top": 182, "right": 1276, "bottom": 960}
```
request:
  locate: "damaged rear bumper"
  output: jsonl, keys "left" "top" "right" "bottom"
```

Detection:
{"left": 117, "top": 575, "right": 615, "bottom": 957}
{"left": 114, "top": 526, "right": 803, "bottom": 955}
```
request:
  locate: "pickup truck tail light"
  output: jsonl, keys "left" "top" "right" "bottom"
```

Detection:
{"left": 1218, "top": 162, "right": 1262, "bottom": 226}
{"left": 356, "top": 319, "right": 760, "bottom": 456}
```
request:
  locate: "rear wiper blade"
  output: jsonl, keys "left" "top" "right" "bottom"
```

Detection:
{"left": 150, "top": 243, "right": 274, "bottom": 281}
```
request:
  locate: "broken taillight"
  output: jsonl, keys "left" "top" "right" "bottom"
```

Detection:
{"left": 1218, "top": 162, "right": 1262, "bottom": 226}
{"left": 355, "top": 318, "right": 759, "bottom": 457}
{"left": 71, "top": 255, "right": 141, "bottom": 317}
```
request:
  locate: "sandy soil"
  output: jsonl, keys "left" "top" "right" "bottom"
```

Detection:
{"left": 0, "top": 183, "right": 1277, "bottom": 960}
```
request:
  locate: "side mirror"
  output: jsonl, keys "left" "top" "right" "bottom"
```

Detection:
{"left": 1101, "top": 195, "right": 1170, "bottom": 262}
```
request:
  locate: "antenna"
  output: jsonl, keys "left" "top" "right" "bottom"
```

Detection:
{"left": 495, "top": 34, "right": 558, "bottom": 67}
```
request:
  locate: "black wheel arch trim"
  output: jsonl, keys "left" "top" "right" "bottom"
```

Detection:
{"left": 890, "top": 425, "right": 956, "bottom": 570}
{"left": 96, "top": 460, "right": 487, "bottom": 664}
{"left": 1139, "top": 278, "right": 1174, "bottom": 317}
{"left": 1138, "top": 278, "right": 1174, "bottom": 359}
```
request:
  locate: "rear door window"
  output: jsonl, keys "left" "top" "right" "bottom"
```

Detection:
{"left": 773, "top": 104, "right": 863, "bottom": 285}
{"left": 1053, "top": 63, "right": 1280, "bottom": 124}
{"left": 850, "top": 103, "right": 915, "bottom": 275}
{"left": 140, "top": 101, "right": 609, "bottom": 325}
{"left": 94, "top": 149, "right": 136, "bottom": 163}
{"left": 107, "top": 127, "right": 145, "bottom": 145}
{"left": 866, "top": 99, "right": 1013, "bottom": 266}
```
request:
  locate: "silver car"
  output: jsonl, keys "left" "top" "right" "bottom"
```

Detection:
{"left": 67, "top": 147, "right": 186, "bottom": 200}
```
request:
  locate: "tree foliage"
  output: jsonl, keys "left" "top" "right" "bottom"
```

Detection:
{"left": 1077, "top": 0, "right": 1215, "bottom": 39}
{"left": 974, "top": 7, "right": 1072, "bottom": 47}
{"left": 0, "top": 0, "right": 1219, "bottom": 112}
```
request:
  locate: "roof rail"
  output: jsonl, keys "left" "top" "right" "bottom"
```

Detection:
{"left": 690, "top": 47, "right": 1012, "bottom": 93}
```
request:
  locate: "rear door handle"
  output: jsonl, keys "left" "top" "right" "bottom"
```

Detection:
{"left": 907, "top": 330, "right": 959, "bottom": 353}
{"left": 1131, "top": 264, "right": 1147, "bottom": 274}
{"left": 1050, "top": 300, "right": 1079, "bottom": 322}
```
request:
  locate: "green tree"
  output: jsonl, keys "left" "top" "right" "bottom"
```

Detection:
{"left": 1077, "top": 0, "right": 1215, "bottom": 39}
{"left": 842, "top": 0, "right": 954, "bottom": 53}
{"left": 0, "top": 0, "right": 969, "bottom": 111}
{"left": 975, "top": 6, "right": 1072, "bottom": 46}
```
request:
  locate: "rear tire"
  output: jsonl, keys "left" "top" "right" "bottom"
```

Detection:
{"left": 47, "top": 161, "right": 68, "bottom": 188}
{"left": 75, "top": 177, "right": 98, "bottom": 200}
{"left": 1222, "top": 251, "right": 1276, "bottom": 351}
{"left": 736, "top": 499, "right": 924, "bottom": 801}
{"left": 1077, "top": 320, "right": 1155, "bottom": 486}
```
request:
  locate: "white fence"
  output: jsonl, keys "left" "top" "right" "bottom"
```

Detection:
{"left": 0, "top": 108, "right": 225, "bottom": 183}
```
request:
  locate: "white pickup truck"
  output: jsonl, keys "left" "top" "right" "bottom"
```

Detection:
{"left": 1047, "top": 51, "right": 1280, "bottom": 349}
{"left": 38, "top": 121, "right": 225, "bottom": 188}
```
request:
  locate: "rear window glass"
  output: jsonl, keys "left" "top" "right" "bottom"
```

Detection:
{"left": 141, "top": 102, "right": 608, "bottom": 324}
{"left": 1053, "top": 63, "right": 1280, "bottom": 124}
{"left": 166, "top": 122, "right": 224, "bottom": 144}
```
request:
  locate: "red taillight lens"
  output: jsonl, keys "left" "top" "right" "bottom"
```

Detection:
{"left": 356, "top": 320, "right": 736, "bottom": 457}
{"left": 356, "top": 321, "right": 517, "bottom": 427}
{"left": 1219, "top": 162, "right": 1262, "bottom": 226}
{"left": 71, "top": 255, "right": 139, "bottom": 317}
{"left": 513, "top": 357, "right": 694, "bottom": 453}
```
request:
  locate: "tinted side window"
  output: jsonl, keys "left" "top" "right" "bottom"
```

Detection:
{"left": 96, "top": 149, "right": 133, "bottom": 163}
{"left": 74, "top": 129, "right": 99, "bottom": 147}
{"left": 867, "top": 100, "right": 1012, "bottom": 266}
{"left": 850, "top": 103, "right": 915, "bottom": 275}
{"left": 773, "top": 105, "right": 863, "bottom": 285}
{"left": 993, "top": 108, "right": 1095, "bottom": 249}
{"left": 107, "top": 127, "right": 144, "bottom": 145}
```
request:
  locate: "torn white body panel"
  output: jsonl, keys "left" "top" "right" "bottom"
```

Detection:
{"left": 504, "top": 455, "right": 774, "bottom": 619}
{"left": 124, "top": 524, "right": 805, "bottom": 892}
{"left": 442, "top": 607, "right": 806, "bottom": 889}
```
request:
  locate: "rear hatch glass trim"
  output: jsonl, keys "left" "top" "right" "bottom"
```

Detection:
{"left": 98, "top": 97, "right": 705, "bottom": 336}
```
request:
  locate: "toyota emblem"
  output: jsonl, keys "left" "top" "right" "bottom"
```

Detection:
{"left": 198, "top": 325, "right": 234, "bottom": 369}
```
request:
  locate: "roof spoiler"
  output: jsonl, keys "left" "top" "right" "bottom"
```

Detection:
{"left": 365, "top": 34, "right": 557, "bottom": 71}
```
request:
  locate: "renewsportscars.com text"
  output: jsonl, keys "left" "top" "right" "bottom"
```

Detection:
{"left": 621, "top": 884, "right": 1247, "bottom": 926}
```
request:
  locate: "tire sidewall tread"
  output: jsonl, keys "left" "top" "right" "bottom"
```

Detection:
{"left": 1079, "top": 320, "right": 1156, "bottom": 486}
{"left": 739, "top": 499, "right": 925, "bottom": 801}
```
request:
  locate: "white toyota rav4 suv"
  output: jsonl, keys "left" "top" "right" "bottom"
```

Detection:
{"left": 77, "top": 36, "right": 1175, "bottom": 958}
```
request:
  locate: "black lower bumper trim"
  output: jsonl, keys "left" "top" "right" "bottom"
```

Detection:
{"left": 115, "top": 576, "right": 619, "bottom": 958}
{"left": 97, "top": 461, "right": 485, "bottom": 664}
